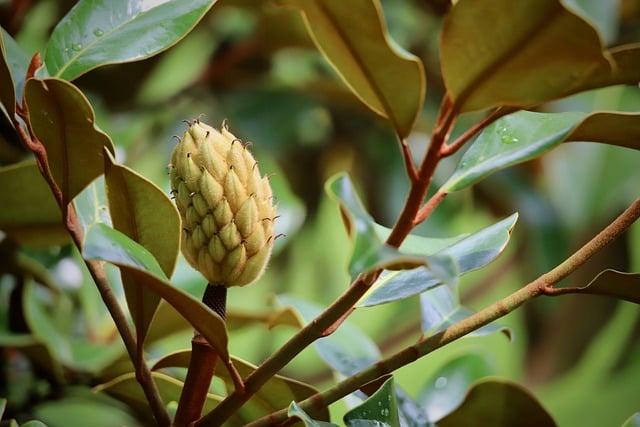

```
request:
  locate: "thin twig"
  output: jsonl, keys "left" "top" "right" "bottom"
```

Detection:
{"left": 413, "top": 191, "right": 447, "bottom": 226}
{"left": 245, "top": 197, "right": 640, "bottom": 427}
{"left": 197, "top": 98, "right": 459, "bottom": 426}
{"left": 396, "top": 134, "right": 418, "bottom": 183}
{"left": 440, "top": 107, "right": 516, "bottom": 157}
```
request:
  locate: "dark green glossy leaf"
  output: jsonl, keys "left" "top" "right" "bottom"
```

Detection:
{"left": 420, "top": 285, "right": 510, "bottom": 339}
{"left": 284, "top": 0, "right": 425, "bottom": 137}
{"left": 104, "top": 150, "right": 180, "bottom": 344}
{"left": 1, "top": 27, "right": 29, "bottom": 108}
{"left": 152, "top": 351, "right": 330, "bottom": 421}
{"left": 441, "top": 0, "right": 611, "bottom": 112}
{"left": 0, "top": 161, "right": 68, "bottom": 247}
{"left": 33, "top": 389, "right": 141, "bottom": 427}
{"left": 24, "top": 78, "right": 115, "bottom": 204}
{"left": 437, "top": 380, "right": 556, "bottom": 426}
{"left": 83, "top": 224, "right": 229, "bottom": 361}
{"left": 344, "top": 377, "right": 400, "bottom": 427}
{"left": 278, "top": 294, "right": 381, "bottom": 376}
{"left": 288, "top": 402, "right": 338, "bottom": 427}
{"left": 418, "top": 353, "right": 494, "bottom": 422}
{"left": 360, "top": 214, "right": 517, "bottom": 307}
{"left": 622, "top": 412, "right": 640, "bottom": 427}
{"left": 94, "top": 372, "right": 245, "bottom": 426}
{"left": 443, "top": 111, "right": 585, "bottom": 192}
{"left": 326, "top": 173, "right": 455, "bottom": 282}
{"left": 445, "top": 109, "right": 640, "bottom": 192}
{"left": 44, "top": 0, "right": 218, "bottom": 81}
{"left": 558, "top": 269, "right": 640, "bottom": 303}
{"left": 566, "top": 112, "right": 640, "bottom": 151}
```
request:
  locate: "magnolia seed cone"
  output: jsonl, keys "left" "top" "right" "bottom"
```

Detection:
{"left": 170, "top": 121, "right": 276, "bottom": 287}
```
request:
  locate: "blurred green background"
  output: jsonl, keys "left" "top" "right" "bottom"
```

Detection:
{"left": 1, "top": 0, "right": 640, "bottom": 426}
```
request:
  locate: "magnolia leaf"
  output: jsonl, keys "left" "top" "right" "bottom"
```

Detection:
{"left": 566, "top": 112, "right": 640, "bottom": 151}
{"left": 152, "top": 351, "right": 330, "bottom": 421}
{"left": 0, "top": 161, "right": 68, "bottom": 247}
{"left": 104, "top": 150, "right": 180, "bottom": 277}
{"left": 418, "top": 353, "right": 494, "bottom": 422}
{"left": 24, "top": 78, "right": 115, "bottom": 204}
{"left": 284, "top": 0, "right": 425, "bottom": 137}
{"left": 33, "top": 389, "right": 141, "bottom": 427}
{"left": 441, "top": 0, "right": 611, "bottom": 112}
{"left": 437, "top": 380, "right": 556, "bottom": 426}
{"left": 442, "top": 111, "right": 585, "bottom": 192}
{"left": 289, "top": 402, "right": 339, "bottom": 427}
{"left": 94, "top": 372, "right": 243, "bottom": 425}
{"left": 622, "top": 412, "right": 640, "bottom": 427}
{"left": 578, "top": 43, "right": 640, "bottom": 93}
{"left": 557, "top": 269, "right": 640, "bottom": 303}
{"left": 103, "top": 151, "right": 180, "bottom": 344}
{"left": 360, "top": 214, "right": 517, "bottom": 307}
{"left": 326, "top": 173, "right": 456, "bottom": 282}
{"left": 45, "top": 0, "right": 218, "bottom": 81}
{"left": 83, "top": 224, "right": 229, "bottom": 362}
{"left": 444, "top": 110, "right": 640, "bottom": 192}
{"left": 144, "top": 301, "right": 301, "bottom": 346}
{"left": 1, "top": 27, "right": 30, "bottom": 110}
{"left": 278, "top": 294, "right": 381, "bottom": 376}
{"left": 420, "top": 285, "right": 510, "bottom": 339}
{"left": 344, "top": 377, "right": 400, "bottom": 427}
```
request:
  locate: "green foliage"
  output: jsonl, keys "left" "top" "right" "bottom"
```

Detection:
{"left": 360, "top": 214, "right": 517, "bottom": 307}
{"left": 0, "top": 161, "right": 66, "bottom": 246}
{"left": 152, "top": 351, "right": 330, "bottom": 422}
{"left": 83, "top": 223, "right": 229, "bottom": 361}
{"left": 0, "top": 0, "right": 639, "bottom": 425}
{"left": 284, "top": 0, "right": 425, "bottom": 138}
{"left": 24, "top": 78, "right": 114, "bottom": 203}
{"left": 44, "top": 0, "right": 217, "bottom": 81}
{"left": 326, "top": 173, "right": 456, "bottom": 282}
{"left": 343, "top": 377, "right": 400, "bottom": 426}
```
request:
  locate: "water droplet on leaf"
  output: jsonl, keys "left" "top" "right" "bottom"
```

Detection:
{"left": 93, "top": 28, "right": 104, "bottom": 37}
{"left": 72, "top": 43, "right": 83, "bottom": 51}
{"left": 435, "top": 376, "right": 448, "bottom": 388}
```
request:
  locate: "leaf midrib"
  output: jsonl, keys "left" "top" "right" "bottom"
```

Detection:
{"left": 313, "top": 1, "right": 399, "bottom": 131}
{"left": 453, "top": 2, "right": 565, "bottom": 109}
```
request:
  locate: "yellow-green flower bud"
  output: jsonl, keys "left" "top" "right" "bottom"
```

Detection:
{"left": 170, "top": 120, "right": 276, "bottom": 287}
